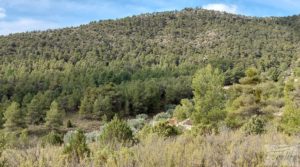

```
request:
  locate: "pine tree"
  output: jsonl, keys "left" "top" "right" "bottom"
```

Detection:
{"left": 45, "top": 101, "right": 65, "bottom": 130}
{"left": 26, "top": 98, "right": 43, "bottom": 125}
{"left": 226, "top": 67, "right": 264, "bottom": 128}
{"left": 79, "top": 96, "right": 92, "bottom": 118}
{"left": 4, "top": 102, "right": 27, "bottom": 131}
{"left": 0, "top": 97, "right": 10, "bottom": 129}
{"left": 191, "top": 65, "right": 226, "bottom": 126}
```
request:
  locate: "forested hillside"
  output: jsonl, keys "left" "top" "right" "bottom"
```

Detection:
{"left": 1, "top": 9, "right": 299, "bottom": 118}
{"left": 0, "top": 8, "right": 300, "bottom": 166}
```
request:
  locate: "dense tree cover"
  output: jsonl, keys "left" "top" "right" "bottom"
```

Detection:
{"left": 167, "top": 64, "right": 295, "bottom": 135}
{"left": 79, "top": 84, "right": 125, "bottom": 119}
{"left": 0, "top": 8, "right": 299, "bottom": 131}
{"left": 26, "top": 92, "right": 53, "bottom": 125}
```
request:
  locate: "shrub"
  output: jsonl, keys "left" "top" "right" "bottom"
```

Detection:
{"left": 150, "top": 121, "right": 179, "bottom": 137}
{"left": 279, "top": 103, "right": 300, "bottom": 135}
{"left": 173, "top": 99, "right": 194, "bottom": 121}
{"left": 137, "top": 121, "right": 180, "bottom": 139}
{"left": 164, "top": 104, "right": 176, "bottom": 111}
{"left": 99, "top": 117, "right": 133, "bottom": 145}
{"left": 135, "top": 114, "right": 148, "bottom": 120}
{"left": 94, "top": 147, "right": 114, "bottom": 166}
{"left": 101, "top": 115, "right": 108, "bottom": 123}
{"left": 127, "top": 118, "right": 146, "bottom": 134}
{"left": 41, "top": 131, "right": 63, "bottom": 146}
{"left": 1, "top": 130, "right": 37, "bottom": 149}
{"left": 63, "top": 129, "right": 90, "bottom": 162}
{"left": 66, "top": 120, "right": 73, "bottom": 128}
{"left": 239, "top": 67, "right": 261, "bottom": 85}
{"left": 19, "top": 129, "right": 29, "bottom": 148}
{"left": 153, "top": 112, "right": 172, "bottom": 122}
{"left": 242, "top": 116, "right": 266, "bottom": 135}
{"left": 190, "top": 123, "right": 218, "bottom": 136}
{"left": 85, "top": 131, "right": 101, "bottom": 143}
{"left": 279, "top": 80, "right": 300, "bottom": 135}
{"left": 63, "top": 130, "right": 76, "bottom": 144}
{"left": 136, "top": 125, "right": 152, "bottom": 140}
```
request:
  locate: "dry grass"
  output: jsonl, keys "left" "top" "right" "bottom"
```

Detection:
{"left": 26, "top": 113, "right": 103, "bottom": 138}
{"left": 62, "top": 113, "right": 102, "bottom": 132}
{"left": 1, "top": 129, "right": 299, "bottom": 167}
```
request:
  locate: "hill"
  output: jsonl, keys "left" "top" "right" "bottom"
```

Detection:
{"left": 0, "top": 9, "right": 299, "bottom": 119}
{"left": 1, "top": 8, "right": 300, "bottom": 166}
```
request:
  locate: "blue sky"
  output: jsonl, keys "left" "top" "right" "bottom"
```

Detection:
{"left": 0, "top": 0, "right": 299, "bottom": 35}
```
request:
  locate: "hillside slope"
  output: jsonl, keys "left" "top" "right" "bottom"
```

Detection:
{"left": 0, "top": 8, "right": 299, "bottom": 119}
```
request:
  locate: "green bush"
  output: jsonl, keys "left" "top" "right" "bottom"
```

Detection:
{"left": 41, "top": 131, "right": 63, "bottom": 146}
{"left": 127, "top": 118, "right": 146, "bottom": 134}
{"left": 279, "top": 79, "right": 300, "bottom": 135}
{"left": 135, "top": 114, "right": 148, "bottom": 120}
{"left": 173, "top": 99, "right": 194, "bottom": 121}
{"left": 85, "top": 131, "right": 101, "bottom": 143}
{"left": 99, "top": 117, "right": 133, "bottom": 145}
{"left": 137, "top": 121, "right": 180, "bottom": 139}
{"left": 153, "top": 112, "right": 172, "bottom": 122}
{"left": 242, "top": 116, "right": 266, "bottom": 135}
{"left": 19, "top": 129, "right": 29, "bottom": 148}
{"left": 279, "top": 103, "right": 300, "bottom": 135}
{"left": 150, "top": 121, "right": 179, "bottom": 137}
{"left": 66, "top": 120, "right": 73, "bottom": 128}
{"left": 190, "top": 123, "right": 218, "bottom": 136}
{"left": 63, "top": 129, "right": 90, "bottom": 162}
{"left": 136, "top": 124, "right": 152, "bottom": 140}
{"left": 0, "top": 130, "right": 34, "bottom": 149}
{"left": 239, "top": 67, "right": 261, "bottom": 85}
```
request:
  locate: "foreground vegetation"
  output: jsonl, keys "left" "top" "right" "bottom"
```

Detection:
{"left": 1, "top": 128, "right": 299, "bottom": 167}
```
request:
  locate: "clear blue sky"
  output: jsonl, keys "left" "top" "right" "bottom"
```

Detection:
{"left": 0, "top": 0, "right": 299, "bottom": 35}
